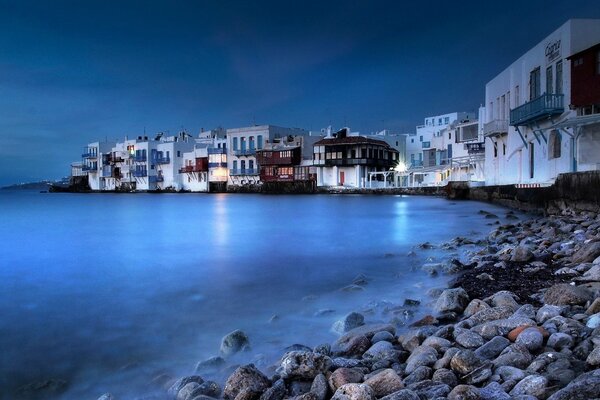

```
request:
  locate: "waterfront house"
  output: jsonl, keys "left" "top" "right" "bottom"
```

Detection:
{"left": 483, "top": 19, "right": 600, "bottom": 186}
{"left": 312, "top": 128, "right": 399, "bottom": 188}
{"left": 226, "top": 125, "right": 310, "bottom": 187}
{"left": 83, "top": 141, "right": 115, "bottom": 190}
{"left": 180, "top": 147, "right": 209, "bottom": 192}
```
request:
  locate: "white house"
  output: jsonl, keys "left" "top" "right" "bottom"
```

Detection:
{"left": 180, "top": 147, "right": 209, "bottom": 192}
{"left": 483, "top": 19, "right": 600, "bottom": 186}
{"left": 82, "top": 141, "right": 115, "bottom": 190}
{"left": 226, "top": 125, "right": 309, "bottom": 187}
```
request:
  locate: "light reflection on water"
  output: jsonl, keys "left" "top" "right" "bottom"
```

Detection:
{"left": 0, "top": 191, "right": 517, "bottom": 399}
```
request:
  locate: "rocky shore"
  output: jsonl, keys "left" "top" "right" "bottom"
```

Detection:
{"left": 96, "top": 209, "right": 600, "bottom": 400}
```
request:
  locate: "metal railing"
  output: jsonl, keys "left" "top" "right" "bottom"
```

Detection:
{"left": 483, "top": 119, "right": 508, "bottom": 137}
{"left": 153, "top": 156, "right": 170, "bottom": 164}
{"left": 133, "top": 155, "right": 147, "bottom": 162}
{"left": 234, "top": 149, "right": 256, "bottom": 156}
{"left": 230, "top": 168, "right": 259, "bottom": 176}
{"left": 132, "top": 169, "right": 147, "bottom": 177}
{"left": 510, "top": 93, "right": 564, "bottom": 126}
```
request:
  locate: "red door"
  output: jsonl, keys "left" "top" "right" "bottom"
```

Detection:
{"left": 339, "top": 171, "right": 345, "bottom": 186}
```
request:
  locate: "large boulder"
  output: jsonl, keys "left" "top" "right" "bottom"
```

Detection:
{"left": 543, "top": 284, "right": 593, "bottom": 306}
{"left": 547, "top": 369, "right": 600, "bottom": 399}
{"left": 509, "top": 375, "right": 548, "bottom": 398}
{"left": 220, "top": 330, "right": 250, "bottom": 356}
{"left": 279, "top": 351, "right": 332, "bottom": 380}
{"left": 223, "top": 364, "right": 269, "bottom": 400}
{"left": 328, "top": 368, "right": 363, "bottom": 391}
{"left": 435, "top": 288, "right": 469, "bottom": 313}
{"left": 332, "top": 312, "right": 365, "bottom": 334}
{"left": 511, "top": 245, "right": 535, "bottom": 262}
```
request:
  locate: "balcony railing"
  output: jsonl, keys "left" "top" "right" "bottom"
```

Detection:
{"left": 133, "top": 155, "right": 147, "bottom": 162}
{"left": 410, "top": 160, "right": 424, "bottom": 168}
{"left": 466, "top": 142, "right": 485, "bottom": 154}
{"left": 179, "top": 165, "right": 208, "bottom": 173}
{"left": 510, "top": 93, "right": 564, "bottom": 126}
{"left": 153, "top": 156, "right": 170, "bottom": 164}
{"left": 483, "top": 119, "right": 508, "bottom": 137}
{"left": 82, "top": 151, "right": 97, "bottom": 158}
{"left": 208, "top": 162, "right": 227, "bottom": 168}
{"left": 230, "top": 168, "right": 259, "bottom": 176}
{"left": 150, "top": 175, "right": 164, "bottom": 182}
{"left": 208, "top": 147, "right": 226, "bottom": 154}
{"left": 132, "top": 169, "right": 147, "bottom": 177}
{"left": 234, "top": 149, "right": 256, "bottom": 157}
{"left": 82, "top": 164, "right": 97, "bottom": 172}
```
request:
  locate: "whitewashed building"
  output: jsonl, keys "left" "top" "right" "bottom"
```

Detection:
{"left": 180, "top": 147, "right": 209, "bottom": 192}
{"left": 226, "top": 125, "right": 309, "bottom": 187}
{"left": 82, "top": 141, "right": 115, "bottom": 190}
{"left": 483, "top": 19, "right": 600, "bottom": 186}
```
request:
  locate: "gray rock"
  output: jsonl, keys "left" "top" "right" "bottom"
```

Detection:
{"left": 372, "top": 331, "right": 395, "bottom": 343}
{"left": 586, "top": 313, "right": 600, "bottom": 329}
{"left": 543, "top": 283, "right": 593, "bottom": 306}
{"left": 511, "top": 245, "right": 535, "bottom": 262}
{"left": 406, "top": 380, "right": 450, "bottom": 399}
{"left": 571, "top": 241, "right": 600, "bottom": 263}
{"left": 547, "top": 332, "right": 574, "bottom": 350}
{"left": 379, "top": 389, "right": 420, "bottom": 400}
{"left": 405, "top": 345, "right": 438, "bottom": 374}
{"left": 466, "top": 306, "right": 516, "bottom": 326}
{"left": 331, "top": 383, "right": 375, "bottom": 400}
{"left": 450, "top": 350, "right": 481, "bottom": 375}
{"left": 333, "top": 312, "right": 365, "bottom": 334}
{"left": 328, "top": 368, "right": 363, "bottom": 391}
{"left": 455, "top": 331, "right": 485, "bottom": 349}
{"left": 536, "top": 305, "right": 564, "bottom": 324}
{"left": 448, "top": 385, "right": 480, "bottom": 400}
{"left": 547, "top": 369, "right": 600, "bottom": 399}
{"left": 223, "top": 365, "right": 269, "bottom": 400}
{"left": 421, "top": 336, "right": 452, "bottom": 353}
{"left": 363, "top": 340, "right": 396, "bottom": 360}
{"left": 434, "top": 288, "right": 469, "bottom": 313}
{"left": 97, "top": 395, "right": 115, "bottom": 400}
{"left": 464, "top": 299, "right": 491, "bottom": 318}
{"left": 220, "top": 330, "right": 250, "bottom": 357}
{"left": 586, "top": 346, "right": 600, "bottom": 366}
{"left": 178, "top": 382, "right": 201, "bottom": 400}
{"left": 336, "top": 324, "right": 395, "bottom": 346}
{"left": 515, "top": 327, "right": 544, "bottom": 352}
{"left": 310, "top": 374, "right": 328, "bottom": 400}
{"left": 279, "top": 351, "right": 332, "bottom": 380}
{"left": 168, "top": 376, "right": 204, "bottom": 400}
{"left": 475, "top": 336, "right": 510, "bottom": 360}
{"left": 431, "top": 368, "right": 457, "bottom": 387}
{"left": 364, "top": 369, "right": 404, "bottom": 398}
{"left": 403, "top": 366, "right": 431, "bottom": 385}
{"left": 509, "top": 375, "right": 548, "bottom": 398}
{"left": 479, "top": 382, "right": 511, "bottom": 400}
{"left": 332, "top": 335, "right": 371, "bottom": 358}
{"left": 496, "top": 366, "right": 526, "bottom": 382}
{"left": 259, "top": 379, "right": 286, "bottom": 400}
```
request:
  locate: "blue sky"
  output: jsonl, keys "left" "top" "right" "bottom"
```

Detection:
{"left": 1, "top": 0, "right": 600, "bottom": 185}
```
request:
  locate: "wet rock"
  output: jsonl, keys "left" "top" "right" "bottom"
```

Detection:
{"left": 479, "top": 382, "right": 511, "bottom": 400}
{"left": 332, "top": 335, "right": 371, "bottom": 358}
{"left": 379, "top": 389, "right": 420, "bottom": 400}
{"left": 455, "top": 331, "right": 485, "bottom": 349}
{"left": 221, "top": 330, "right": 251, "bottom": 357}
{"left": 364, "top": 369, "right": 404, "bottom": 397}
{"left": 434, "top": 288, "right": 469, "bottom": 313}
{"left": 193, "top": 381, "right": 221, "bottom": 398}
{"left": 177, "top": 382, "right": 201, "bottom": 400}
{"left": 586, "top": 346, "right": 600, "bottom": 366}
{"left": 448, "top": 385, "right": 480, "bottom": 400}
{"left": 372, "top": 331, "right": 395, "bottom": 343}
{"left": 543, "top": 284, "right": 593, "bottom": 306}
{"left": 332, "top": 312, "right": 365, "bottom": 334}
{"left": 289, "top": 380, "right": 313, "bottom": 397}
{"left": 509, "top": 375, "right": 548, "bottom": 398}
{"left": 310, "top": 374, "right": 328, "bottom": 400}
{"left": 571, "top": 241, "right": 600, "bottom": 263}
{"left": 496, "top": 365, "right": 526, "bottom": 382}
{"left": 536, "top": 305, "right": 564, "bottom": 324}
{"left": 259, "top": 379, "right": 286, "bottom": 400}
{"left": 406, "top": 380, "right": 451, "bottom": 399}
{"left": 279, "top": 351, "right": 332, "bottom": 380}
{"left": 331, "top": 357, "right": 362, "bottom": 369}
{"left": 97, "top": 394, "right": 115, "bottom": 400}
{"left": 405, "top": 345, "right": 438, "bottom": 374}
{"left": 464, "top": 299, "right": 490, "bottom": 318}
{"left": 547, "top": 369, "right": 600, "bottom": 399}
{"left": 16, "top": 379, "right": 68, "bottom": 399}
{"left": 403, "top": 366, "right": 432, "bottom": 385}
{"left": 223, "top": 365, "right": 269, "bottom": 400}
{"left": 450, "top": 350, "right": 481, "bottom": 375}
{"left": 475, "top": 336, "right": 510, "bottom": 360}
{"left": 421, "top": 336, "right": 452, "bottom": 353}
{"left": 422, "top": 263, "right": 442, "bottom": 276}
{"left": 586, "top": 313, "right": 600, "bottom": 328}
{"left": 467, "top": 306, "right": 514, "bottom": 326}
{"left": 488, "top": 291, "right": 520, "bottom": 310}
{"left": 511, "top": 245, "right": 535, "bottom": 262}
{"left": 330, "top": 383, "right": 375, "bottom": 400}
{"left": 336, "top": 324, "right": 395, "bottom": 346}
{"left": 586, "top": 298, "right": 600, "bottom": 314}
{"left": 314, "top": 309, "right": 336, "bottom": 317}
{"left": 515, "top": 327, "right": 544, "bottom": 352}
{"left": 409, "top": 315, "right": 438, "bottom": 327}
{"left": 547, "top": 332, "right": 574, "bottom": 350}
{"left": 363, "top": 341, "right": 396, "bottom": 361}
{"left": 431, "top": 368, "right": 457, "bottom": 387}
{"left": 328, "top": 368, "right": 363, "bottom": 391}
{"left": 168, "top": 376, "right": 204, "bottom": 399}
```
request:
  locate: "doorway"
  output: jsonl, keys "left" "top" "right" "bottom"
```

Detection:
{"left": 339, "top": 171, "right": 345, "bottom": 186}
{"left": 529, "top": 142, "right": 535, "bottom": 179}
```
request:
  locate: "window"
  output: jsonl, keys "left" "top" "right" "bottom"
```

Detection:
{"left": 411, "top": 138, "right": 414, "bottom": 143}
{"left": 548, "top": 130, "right": 561, "bottom": 159}
{"left": 515, "top": 86, "right": 520, "bottom": 107}
{"left": 419, "top": 135, "right": 423, "bottom": 142}
{"left": 530, "top": 67, "right": 541, "bottom": 100}
{"left": 240, "top": 160, "right": 246, "bottom": 171}
{"left": 177, "top": 151, "right": 181, "bottom": 157}
{"left": 233, "top": 160, "right": 238, "bottom": 171}
{"left": 438, "top": 118, "right": 442, "bottom": 125}
{"left": 257, "top": 135, "right": 263, "bottom": 149}
{"left": 249, "top": 160, "right": 254, "bottom": 171}
{"left": 556, "top": 61, "right": 563, "bottom": 95}
{"left": 448, "top": 132, "right": 451, "bottom": 139}
{"left": 493, "top": 143, "right": 498, "bottom": 158}
{"left": 574, "top": 58, "right": 584, "bottom": 67}
{"left": 444, "top": 117, "right": 449, "bottom": 124}
{"left": 503, "top": 143, "right": 506, "bottom": 156}
{"left": 546, "top": 65, "right": 553, "bottom": 94}
{"left": 233, "top": 137, "right": 238, "bottom": 150}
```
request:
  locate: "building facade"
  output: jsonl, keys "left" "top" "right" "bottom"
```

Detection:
{"left": 483, "top": 19, "right": 600, "bottom": 186}
{"left": 313, "top": 128, "right": 399, "bottom": 188}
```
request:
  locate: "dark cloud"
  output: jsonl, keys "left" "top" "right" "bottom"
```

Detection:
{"left": 1, "top": 0, "right": 599, "bottom": 185}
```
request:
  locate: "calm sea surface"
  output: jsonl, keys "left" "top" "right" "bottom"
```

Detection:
{"left": 0, "top": 191, "right": 518, "bottom": 399}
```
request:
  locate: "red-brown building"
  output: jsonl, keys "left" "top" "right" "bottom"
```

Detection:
{"left": 179, "top": 157, "right": 208, "bottom": 173}
{"left": 256, "top": 145, "right": 314, "bottom": 182}
{"left": 568, "top": 43, "right": 600, "bottom": 113}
